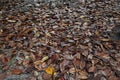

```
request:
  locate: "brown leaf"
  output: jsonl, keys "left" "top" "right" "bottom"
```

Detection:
{"left": 2, "top": 65, "right": 9, "bottom": 71}
{"left": 0, "top": 73, "right": 8, "bottom": 80}
{"left": 19, "top": 15, "right": 27, "bottom": 21}
{"left": 99, "top": 44, "right": 106, "bottom": 51}
{"left": 34, "top": 64, "right": 42, "bottom": 71}
{"left": 1, "top": 57, "right": 7, "bottom": 64}
{"left": 34, "top": 62, "right": 46, "bottom": 70}
{"left": 29, "top": 52, "right": 36, "bottom": 61}
{"left": 22, "top": 60, "right": 30, "bottom": 66}
{"left": 79, "top": 44, "right": 88, "bottom": 50}
{"left": 95, "top": 51, "right": 110, "bottom": 59}
{"left": 23, "top": 27, "right": 34, "bottom": 34}
{"left": 69, "top": 67, "right": 76, "bottom": 74}
{"left": 82, "top": 50, "right": 89, "bottom": 57}
{"left": 60, "top": 60, "right": 69, "bottom": 72}
{"left": 34, "top": 60, "right": 42, "bottom": 65}
{"left": 9, "top": 69, "right": 22, "bottom": 75}
{"left": 108, "top": 76, "right": 119, "bottom": 80}
{"left": 88, "top": 66, "right": 95, "bottom": 72}
{"left": 51, "top": 54, "right": 58, "bottom": 62}
{"left": 80, "top": 60, "right": 86, "bottom": 69}
{"left": 77, "top": 70, "right": 88, "bottom": 79}
{"left": 73, "top": 58, "right": 80, "bottom": 67}
{"left": 42, "top": 73, "right": 52, "bottom": 80}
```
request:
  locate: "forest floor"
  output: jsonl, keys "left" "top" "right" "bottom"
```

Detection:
{"left": 0, "top": 0, "right": 120, "bottom": 80}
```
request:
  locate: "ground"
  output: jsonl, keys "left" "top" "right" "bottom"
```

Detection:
{"left": 0, "top": 0, "right": 120, "bottom": 80}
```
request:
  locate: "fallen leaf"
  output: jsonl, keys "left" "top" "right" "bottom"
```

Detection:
{"left": 34, "top": 62, "right": 46, "bottom": 70}
{"left": 77, "top": 70, "right": 88, "bottom": 79}
{"left": 79, "top": 44, "right": 88, "bottom": 50}
{"left": 95, "top": 51, "right": 110, "bottom": 59}
{"left": 60, "top": 60, "right": 70, "bottom": 72}
{"left": 80, "top": 60, "right": 86, "bottom": 69}
{"left": 51, "top": 54, "right": 58, "bottom": 62}
{"left": 34, "top": 60, "right": 42, "bottom": 65}
{"left": 29, "top": 52, "right": 36, "bottom": 61}
{"left": 95, "top": 30, "right": 100, "bottom": 36}
{"left": 2, "top": 65, "right": 9, "bottom": 71}
{"left": 42, "top": 73, "right": 52, "bottom": 80}
{"left": 101, "top": 38, "right": 110, "bottom": 42}
{"left": 69, "top": 67, "right": 76, "bottom": 74}
{"left": 73, "top": 58, "right": 80, "bottom": 67}
{"left": 7, "top": 19, "right": 16, "bottom": 22}
{"left": 88, "top": 66, "right": 95, "bottom": 72}
{"left": 0, "top": 73, "right": 8, "bottom": 80}
{"left": 41, "top": 56, "right": 49, "bottom": 62}
{"left": 9, "top": 68, "right": 22, "bottom": 75}
{"left": 45, "top": 65, "right": 54, "bottom": 75}
{"left": 64, "top": 54, "right": 74, "bottom": 60}
{"left": 75, "top": 53, "right": 81, "bottom": 59}
{"left": 19, "top": 15, "right": 27, "bottom": 21}
{"left": 79, "top": 15, "right": 85, "bottom": 19}
{"left": 22, "top": 59, "right": 30, "bottom": 66}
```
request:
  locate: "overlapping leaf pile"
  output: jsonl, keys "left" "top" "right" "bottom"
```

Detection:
{"left": 0, "top": 0, "right": 120, "bottom": 80}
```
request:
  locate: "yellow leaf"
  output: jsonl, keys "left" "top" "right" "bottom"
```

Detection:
{"left": 79, "top": 15, "right": 84, "bottom": 19}
{"left": 45, "top": 65, "right": 54, "bottom": 75}
{"left": 41, "top": 56, "right": 48, "bottom": 62}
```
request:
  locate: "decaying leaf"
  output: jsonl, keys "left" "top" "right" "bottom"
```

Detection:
{"left": 0, "top": 0, "right": 119, "bottom": 80}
